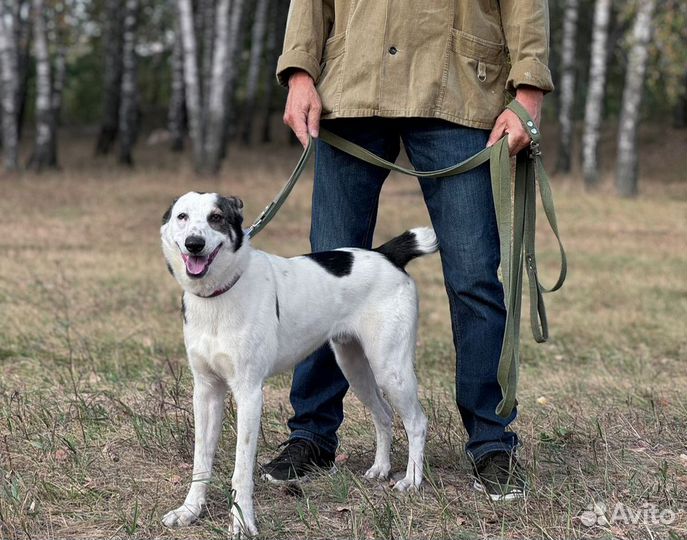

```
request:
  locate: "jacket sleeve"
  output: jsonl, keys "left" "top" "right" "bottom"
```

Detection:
{"left": 276, "top": 0, "right": 335, "bottom": 87}
{"left": 499, "top": 0, "right": 554, "bottom": 93}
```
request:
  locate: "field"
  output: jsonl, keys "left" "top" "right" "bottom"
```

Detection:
{"left": 0, "top": 127, "right": 686, "bottom": 539}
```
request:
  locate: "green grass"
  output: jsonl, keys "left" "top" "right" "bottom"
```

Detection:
{"left": 0, "top": 133, "right": 685, "bottom": 538}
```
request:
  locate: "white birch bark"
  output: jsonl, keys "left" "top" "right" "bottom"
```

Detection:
{"left": 203, "top": 0, "right": 232, "bottom": 173}
{"left": 168, "top": 26, "right": 186, "bottom": 152}
{"left": 615, "top": 0, "right": 657, "bottom": 198}
{"left": 0, "top": 0, "right": 20, "bottom": 171}
{"left": 582, "top": 0, "right": 612, "bottom": 188}
{"left": 177, "top": 0, "right": 203, "bottom": 169}
{"left": 118, "top": 0, "right": 139, "bottom": 165}
{"left": 28, "top": 0, "right": 53, "bottom": 170}
{"left": 556, "top": 0, "right": 580, "bottom": 174}
{"left": 241, "top": 0, "right": 270, "bottom": 144}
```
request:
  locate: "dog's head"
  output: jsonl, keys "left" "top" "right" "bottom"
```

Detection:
{"left": 161, "top": 192, "right": 246, "bottom": 295}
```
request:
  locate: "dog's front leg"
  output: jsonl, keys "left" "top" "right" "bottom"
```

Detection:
{"left": 229, "top": 384, "right": 262, "bottom": 537}
{"left": 163, "top": 374, "right": 227, "bottom": 528}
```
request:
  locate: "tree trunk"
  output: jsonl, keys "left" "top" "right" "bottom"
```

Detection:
{"left": 555, "top": 0, "right": 580, "bottom": 174}
{"left": 118, "top": 0, "right": 140, "bottom": 166}
{"left": 202, "top": 0, "right": 232, "bottom": 174}
{"left": 95, "top": 0, "right": 123, "bottom": 155}
{"left": 582, "top": 0, "right": 612, "bottom": 188}
{"left": 27, "top": 0, "right": 55, "bottom": 171}
{"left": 673, "top": 70, "right": 687, "bottom": 129}
{"left": 220, "top": 0, "right": 247, "bottom": 154}
{"left": 0, "top": 0, "right": 20, "bottom": 171}
{"left": 200, "top": 0, "right": 215, "bottom": 127}
{"left": 168, "top": 26, "right": 186, "bottom": 152}
{"left": 615, "top": 0, "right": 657, "bottom": 198}
{"left": 15, "top": 0, "right": 31, "bottom": 140}
{"left": 261, "top": 0, "right": 287, "bottom": 143}
{"left": 241, "top": 0, "right": 270, "bottom": 144}
{"left": 177, "top": 0, "right": 203, "bottom": 169}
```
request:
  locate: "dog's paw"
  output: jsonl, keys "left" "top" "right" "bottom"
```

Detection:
{"left": 392, "top": 476, "right": 420, "bottom": 493}
{"left": 161, "top": 503, "right": 204, "bottom": 527}
{"left": 364, "top": 463, "right": 391, "bottom": 480}
{"left": 231, "top": 516, "right": 258, "bottom": 538}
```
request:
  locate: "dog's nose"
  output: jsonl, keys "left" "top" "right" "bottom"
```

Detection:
{"left": 185, "top": 235, "right": 205, "bottom": 254}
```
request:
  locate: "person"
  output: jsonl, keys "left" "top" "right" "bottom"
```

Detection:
{"left": 261, "top": 1, "right": 553, "bottom": 501}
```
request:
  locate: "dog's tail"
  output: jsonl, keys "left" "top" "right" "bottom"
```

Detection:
{"left": 374, "top": 227, "right": 439, "bottom": 269}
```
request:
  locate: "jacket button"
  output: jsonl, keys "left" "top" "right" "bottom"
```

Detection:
{"left": 388, "top": 46, "right": 397, "bottom": 55}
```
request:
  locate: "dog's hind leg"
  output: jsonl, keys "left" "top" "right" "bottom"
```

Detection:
{"left": 364, "top": 324, "right": 427, "bottom": 492}
{"left": 163, "top": 373, "right": 227, "bottom": 528}
{"left": 331, "top": 338, "right": 394, "bottom": 480}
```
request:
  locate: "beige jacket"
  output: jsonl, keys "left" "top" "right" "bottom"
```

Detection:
{"left": 277, "top": 0, "right": 554, "bottom": 130}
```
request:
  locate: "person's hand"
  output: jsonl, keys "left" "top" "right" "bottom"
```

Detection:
{"left": 283, "top": 70, "right": 322, "bottom": 147}
{"left": 487, "top": 86, "right": 544, "bottom": 156}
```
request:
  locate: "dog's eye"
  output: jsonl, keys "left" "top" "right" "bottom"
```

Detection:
{"left": 177, "top": 213, "right": 188, "bottom": 221}
{"left": 208, "top": 214, "right": 223, "bottom": 223}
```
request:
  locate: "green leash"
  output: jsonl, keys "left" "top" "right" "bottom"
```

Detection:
{"left": 245, "top": 100, "right": 567, "bottom": 418}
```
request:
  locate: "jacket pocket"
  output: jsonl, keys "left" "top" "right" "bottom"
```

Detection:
{"left": 444, "top": 29, "right": 509, "bottom": 127}
{"left": 317, "top": 33, "right": 346, "bottom": 113}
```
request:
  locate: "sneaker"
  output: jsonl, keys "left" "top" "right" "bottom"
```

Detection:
{"left": 261, "top": 438, "right": 336, "bottom": 484}
{"left": 472, "top": 451, "right": 527, "bottom": 501}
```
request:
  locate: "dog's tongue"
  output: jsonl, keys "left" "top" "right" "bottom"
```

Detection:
{"left": 185, "top": 255, "right": 208, "bottom": 275}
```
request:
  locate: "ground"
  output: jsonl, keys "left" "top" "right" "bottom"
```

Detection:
{"left": 0, "top": 127, "right": 685, "bottom": 539}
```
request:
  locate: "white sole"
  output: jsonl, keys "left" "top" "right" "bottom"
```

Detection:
{"left": 473, "top": 479, "right": 525, "bottom": 501}
{"left": 262, "top": 465, "right": 338, "bottom": 486}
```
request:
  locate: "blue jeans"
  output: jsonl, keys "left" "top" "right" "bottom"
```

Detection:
{"left": 288, "top": 117, "right": 518, "bottom": 462}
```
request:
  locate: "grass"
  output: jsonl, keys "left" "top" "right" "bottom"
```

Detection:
{"left": 0, "top": 127, "right": 686, "bottom": 539}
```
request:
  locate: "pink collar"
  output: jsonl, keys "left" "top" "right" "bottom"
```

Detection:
{"left": 193, "top": 272, "right": 242, "bottom": 299}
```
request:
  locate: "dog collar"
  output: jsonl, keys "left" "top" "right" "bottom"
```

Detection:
{"left": 194, "top": 272, "right": 242, "bottom": 299}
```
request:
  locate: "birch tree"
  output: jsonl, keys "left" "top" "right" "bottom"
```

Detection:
{"left": 95, "top": 0, "right": 123, "bottom": 155}
{"left": 118, "top": 0, "right": 140, "bottom": 165}
{"left": 241, "top": 0, "right": 270, "bottom": 144}
{"left": 168, "top": 27, "right": 186, "bottom": 151}
{"left": 582, "top": 0, "right": 612, "bottom": 188}
{"left": 177, "top": 0, "right": 203, "bottom": 167}
{"left": 556, "top": 0, "right": 580, "bottom": 174}
{"left": 0, "top": 0, "right": 20, "bottom": 171}
{"left": 616, "top": 0, "right": 657, "bottom": 198}
{"left": 28, "top": 0, "right": 54, "bottom": 169}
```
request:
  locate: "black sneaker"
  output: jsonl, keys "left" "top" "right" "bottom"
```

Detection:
{"left": 261, "top": 439, "right": 336, "bottom": 484}
{"left": 472, "top": 451, "right": 527, "bottom": 501}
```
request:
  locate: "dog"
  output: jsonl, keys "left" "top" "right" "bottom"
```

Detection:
{"left": 160, "top": 191, "right": 437, "bottom": 536}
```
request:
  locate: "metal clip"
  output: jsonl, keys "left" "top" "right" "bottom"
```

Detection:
{"left": 528, "top": 141, "right": 542, "bottom": 159}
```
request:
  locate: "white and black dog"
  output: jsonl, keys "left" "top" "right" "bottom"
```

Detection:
{"left": 160, "top": 191, "right": 437, "bottom": 536}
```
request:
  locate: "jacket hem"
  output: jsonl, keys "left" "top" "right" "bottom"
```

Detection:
{"left": 321, "top": 108, "right": 495, "bottom": 131}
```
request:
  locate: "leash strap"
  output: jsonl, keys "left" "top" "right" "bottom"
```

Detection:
{"left": 246, "top": 100, "right": 567, "bottom": 418}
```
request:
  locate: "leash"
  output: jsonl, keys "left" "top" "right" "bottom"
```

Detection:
{"left": 245, "top": 100, "right": 567, "bottom": 418}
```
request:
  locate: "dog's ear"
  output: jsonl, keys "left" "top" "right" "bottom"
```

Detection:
{"left": 217, "top": 195, "right": 244, "bottom": 222}
{"left": 162, "top": 197, "right": 178, "bottom": 225}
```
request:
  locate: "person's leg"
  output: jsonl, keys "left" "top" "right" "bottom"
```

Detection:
{"left": 286, "top": 117, "right": 401, "bottom": 454}
{"left": 400, "top": 119, "right": 517, "bottom": 462}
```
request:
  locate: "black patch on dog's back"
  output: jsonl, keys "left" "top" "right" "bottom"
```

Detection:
{"left": 304, "top": 251, "right": 354, "bottom": 277}
{"left": 181, "top": 295, "right": 187, "bottom": 324}
{"left": 212, "top": 195, "right": 244, "bottom": 252}
{"left": 275, "top": 295, "right": 280, "bottom": 321}
{"left": 166, "top": 262, "right": 174, "bottom": 276}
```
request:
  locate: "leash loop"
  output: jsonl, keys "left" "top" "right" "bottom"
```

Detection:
{"left": 245, "top": 100, "right": 567, "bottom": 418}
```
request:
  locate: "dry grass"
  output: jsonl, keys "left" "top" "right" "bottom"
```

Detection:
{"left": 0, "top": 129, "right": 686, "bottom": 539}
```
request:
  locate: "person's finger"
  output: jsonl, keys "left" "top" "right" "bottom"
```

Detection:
{"left": 487, "top": 119, "right": 506, "bottom": 148}
{"left": 307, "top": 98, "right": 321, "bottom": 139}
{"left": 287, "top": 105, "right": 310, "bottom": 147}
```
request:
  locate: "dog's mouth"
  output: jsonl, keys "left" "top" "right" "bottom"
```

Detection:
{"left": 181, "top": 243, "right": 223, "bottom": 279}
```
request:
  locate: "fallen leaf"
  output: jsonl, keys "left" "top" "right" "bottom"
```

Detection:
{"left": 335, "top": 453, "right": 349, "bottom": 464}
{"left": 54, "top": 449, "right": 68, "bottom": 462}
{"left": 336, "top": 506, "right": 351, "bottom": 513}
